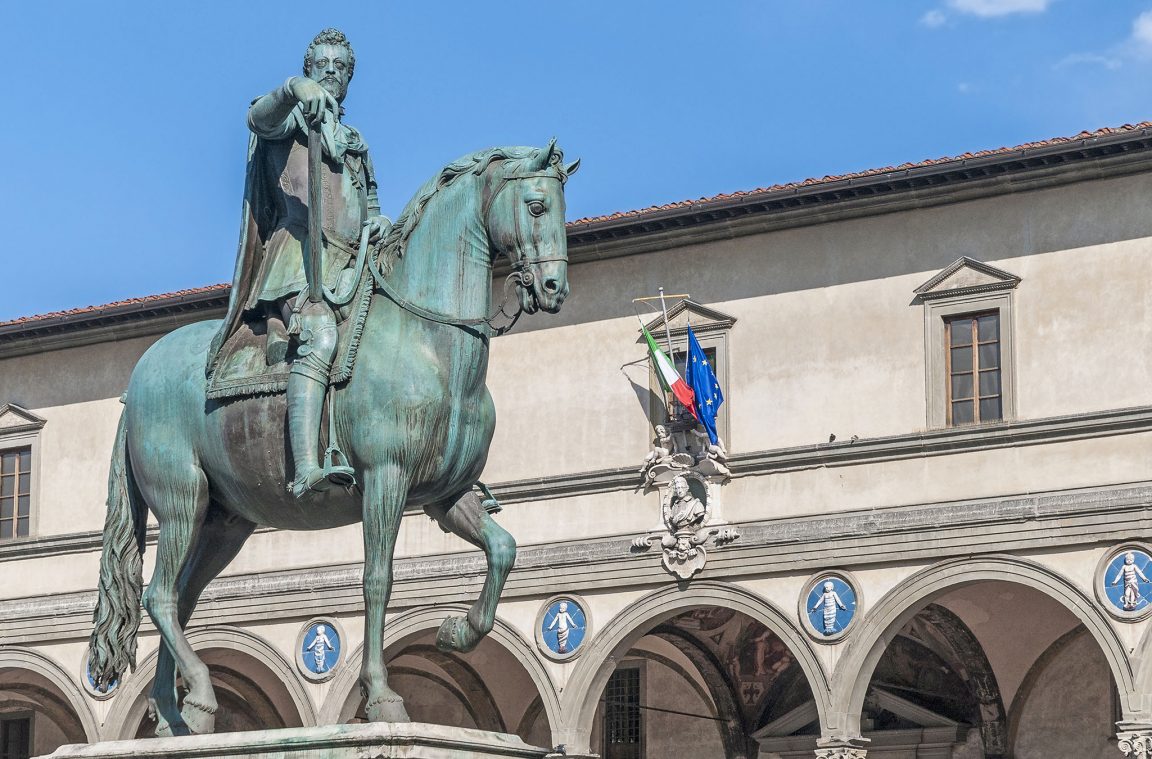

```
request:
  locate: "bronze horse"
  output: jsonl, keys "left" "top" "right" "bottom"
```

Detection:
{"left": 88, "top": 143, "right": 577, "bottom": 735}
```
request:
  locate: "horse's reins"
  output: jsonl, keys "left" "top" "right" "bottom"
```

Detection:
{"left": 327, "top": 169, "right": 567, "bottom": 339}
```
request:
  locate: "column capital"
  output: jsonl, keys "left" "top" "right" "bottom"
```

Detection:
{"left": 815, "top": 736, "right": 869, "bottom": 759}
{"left": 1118, "top": 722, "right": 1152, "bottom": 758}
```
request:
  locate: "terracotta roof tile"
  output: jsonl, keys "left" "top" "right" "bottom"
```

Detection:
{"left": 0, "top": 284, "right": 230, "bottom": 329}
{"left": 6, "top": 121, "right": 1152, "bottom": 328}
{"left": 566, "top": 121, "right": 1152, "bottom": 226}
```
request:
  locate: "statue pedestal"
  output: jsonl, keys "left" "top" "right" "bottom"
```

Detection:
{"left": 39, "top": 722, "right": 550, "bottom": 759}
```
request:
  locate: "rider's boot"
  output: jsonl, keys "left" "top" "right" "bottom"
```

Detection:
{"left": 287, "top": 316, "right": 355, "bottom": 498}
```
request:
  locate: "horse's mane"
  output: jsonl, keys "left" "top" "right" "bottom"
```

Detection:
{"left": 375, "top": 145, "right": 570, "bottom": 275}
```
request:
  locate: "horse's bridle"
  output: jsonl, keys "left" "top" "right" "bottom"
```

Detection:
{"left": 361, "top": 168, "right": 567, "bottom": 339}
{"left": 482, "top": 169, "right": 569, "bottom": 289}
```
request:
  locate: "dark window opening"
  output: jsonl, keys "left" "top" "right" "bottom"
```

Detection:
{"left": 603, "top": 666, "right": 642, "bottom": 759}
{"left": 1, "top": 717, "right": 30, "bottom": 759}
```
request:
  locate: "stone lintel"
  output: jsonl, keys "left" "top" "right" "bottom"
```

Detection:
{"left": 38, "top": 722, "right": 548, "bottom": 759}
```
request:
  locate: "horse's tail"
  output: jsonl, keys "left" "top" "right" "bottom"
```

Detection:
{"left": 88, "top": 403, "right": 147, "bottom": 688}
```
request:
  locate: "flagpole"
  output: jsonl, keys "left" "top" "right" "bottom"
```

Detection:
{"left": 658, "top": 287, "right": 675, "bottom": 369}
{"left": 658, "top": 287, "right": 677, "bottom": 419}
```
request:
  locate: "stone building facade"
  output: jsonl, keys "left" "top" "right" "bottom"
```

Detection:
{"left": 3, "top": 122, "right": 1152, "bottom": 758}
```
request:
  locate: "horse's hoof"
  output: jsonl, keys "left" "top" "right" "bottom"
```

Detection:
{"left": 180, "top": 697, "right": 217, "bottom": 735}
{"left": 366, "top": 695, "right": 410, "bottom": 723}
{"left": 153, "top": 719, "right": 174, "bottom": 738}
{"left": 436, "top": 615, "right": 482, "bottom": 653}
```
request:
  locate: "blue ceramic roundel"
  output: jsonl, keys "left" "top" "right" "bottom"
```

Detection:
{"left": 805, "top": 576, "right": 857, "bottom": 637}
{"left": 301, "top": 621, "right": 342, "bottom": 675}
{"left": 1104, "top": 548, "right": 1152, "bottom": 614}
{"left": 540, "top": 598, "right": 587, "bottom": 656}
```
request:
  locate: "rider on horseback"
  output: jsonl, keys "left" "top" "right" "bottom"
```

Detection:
{"left": 207, "top": 29, "right": 391, "bottom": 498}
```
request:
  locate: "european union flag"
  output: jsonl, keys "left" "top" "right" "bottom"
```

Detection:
{"left": 684, "top": 325, "right": 724, "bottom": 444}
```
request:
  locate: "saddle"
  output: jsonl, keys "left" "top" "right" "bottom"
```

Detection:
{"left": 205, "top": 276, "right": 374, "bottom": 401}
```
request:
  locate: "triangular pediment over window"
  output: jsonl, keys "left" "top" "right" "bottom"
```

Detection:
{"left": 0, "top": 404, "right": 46, "bottom": 433}
{"left": 641, "top": 299, "right": 736, "bottom": 340}
{"left": 914, "top": 257, "right": 1021, "bottom": 301}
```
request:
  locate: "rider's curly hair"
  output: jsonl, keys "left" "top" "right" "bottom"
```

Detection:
{"left": 303, "top": 28, "right": 355, "bottom": 80}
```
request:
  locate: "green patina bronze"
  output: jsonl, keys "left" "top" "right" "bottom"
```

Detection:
{"left": 86, "top": 28, "right": 578, "bottom": 738}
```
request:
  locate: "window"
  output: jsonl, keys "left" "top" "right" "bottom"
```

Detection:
{"left": 667, "top": 346, "right": 717, "bottom": 422}
{"left": 0, "top": 716, "right": 30, "bottom": 759}
{"left": 642, "top": 301, "right": 735, "bottom": 445}
{"left": 945, "top": 313, "right": 1002, "bottom": 425}
{"left": 0, "top": 448, "right": 31, "bottom": 540}
{"left": 915, "top": 257, "right": 1019, "bottom": 429}
{"left": 0, "top": 405, "right": 45, "bottom": 542}
{"left": 603, "top": 665, "right": 642, "bottom": 759}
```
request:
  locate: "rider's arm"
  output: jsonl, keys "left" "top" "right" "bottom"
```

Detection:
{"left": 248, "top": 79, "right": 300, "bottom": 140}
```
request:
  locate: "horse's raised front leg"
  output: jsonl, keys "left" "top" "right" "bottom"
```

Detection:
{"left": 139, "top": 466, "right": 216, "bottom": 735}
{"left": 151, "top": 506, "right": 256, "bottom": 736}
{"left": 360, "top": 465, "right": 411, "bottom": 723}
{"left": 425, "top": 490, "right": 516, "bottom": 654}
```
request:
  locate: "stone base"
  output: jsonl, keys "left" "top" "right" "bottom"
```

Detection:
{"left": 38, "top": 722, "right": 550, "bottom": 759}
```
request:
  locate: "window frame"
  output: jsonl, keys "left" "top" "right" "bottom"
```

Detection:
{"left": 923, "top": 291, "right": 1016, "bottom": 429}
{"left": 944, "top": 311, "right": 1004, "bottom": 426}
{"left": 0, "top": 405, "right": 45, "bottom": 543}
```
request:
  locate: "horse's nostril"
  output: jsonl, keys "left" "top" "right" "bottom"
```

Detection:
{"left": 543, "top": 278, "right": 559, "bottom": 293}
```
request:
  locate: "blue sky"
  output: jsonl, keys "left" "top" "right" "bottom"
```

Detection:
{"left": 2, "top": 1, "right": 1151, "bottom": 321}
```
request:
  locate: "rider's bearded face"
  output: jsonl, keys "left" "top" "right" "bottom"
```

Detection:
{"left": 307, "top": 44, "right": 351, "bottom": 103}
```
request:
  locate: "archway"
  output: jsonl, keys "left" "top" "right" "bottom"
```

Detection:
{"left": 832, "top": 557, "right": 1132, "bottom": 756}
{"left": 320, "top": 606, "right": 558, "bottom": 749}
{"left": 104, "top": 627, "right": 314, "bottom": 740}
{"left": 0, "top": 648, "right": 97, "bottom": 757}
{"left": 561, "top": 582, "right": 827, "bottom": 758}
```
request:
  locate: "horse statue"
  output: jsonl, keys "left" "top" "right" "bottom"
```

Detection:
{"left": 86, "top": 142, "right": 578, "bottom": 736}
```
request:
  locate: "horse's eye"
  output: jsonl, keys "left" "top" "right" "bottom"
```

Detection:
{"left": 527, "top": 200, "right": 547, "bottom": 217}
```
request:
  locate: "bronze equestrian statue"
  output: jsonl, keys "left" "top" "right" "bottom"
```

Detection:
{"left": 87, "top": 28, "right": 578, "bottom": 737}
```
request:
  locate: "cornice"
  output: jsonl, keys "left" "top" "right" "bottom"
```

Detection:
{"left": 2, "top": 479, "right": 1149, "bottom": 645}
{"left": 1, "top": 404, "right": 1149, "bottom": 567}
{"left": 492, "top": 404, "right": 1152, "bottom": 504}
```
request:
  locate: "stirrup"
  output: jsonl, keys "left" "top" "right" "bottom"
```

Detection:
{"left": 323, "top": 445, "right": 357, "bottom": 489}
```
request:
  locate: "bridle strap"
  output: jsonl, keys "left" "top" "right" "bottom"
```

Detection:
{"left": 363, "top": 167, "right": 568, "bottom": 339}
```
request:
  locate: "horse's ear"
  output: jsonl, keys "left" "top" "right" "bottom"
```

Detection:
{"left": 564, "top": 158, "right": 581, "bottom": 177}
{"left": 531, "top": 138, "right": 558, "bottom": 171}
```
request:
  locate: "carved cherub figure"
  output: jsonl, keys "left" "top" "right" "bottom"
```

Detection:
{"left": 639, "top": 424, "right": 674, "bottom": 479}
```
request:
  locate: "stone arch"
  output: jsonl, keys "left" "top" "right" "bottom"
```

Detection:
{"left": 317, "top": 605, "right": 560, "bottom": 735}
{"left": 0, "top": 647, "right": 98, "bottom": 743}
{"left": 558, "top": 581, "right": 829, "bottom": 754}
{"left": 830, "top": 555, "right": 1135, "bottom": 741}
{"left": 103, "top": 626, "right": 315, "bottom": 740}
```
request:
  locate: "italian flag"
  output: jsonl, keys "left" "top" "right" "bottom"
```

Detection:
{"left": 642, "top": 326, "right": 697, "bottom": 418}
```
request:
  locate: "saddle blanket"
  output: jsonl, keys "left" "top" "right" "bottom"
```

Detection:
{"left": 206, "top": 279, "right": 373, "bottom": 401}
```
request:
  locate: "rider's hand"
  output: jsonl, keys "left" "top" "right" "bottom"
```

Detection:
{"left": 365, "top": 215, "right": 392, "bottom": 245}
{"left": 288, "top": 77, "right": 338, "bottom": 127}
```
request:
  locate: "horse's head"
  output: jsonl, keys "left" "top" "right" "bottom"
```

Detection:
{"left": 483, "top": 140, "right": 580, "bottom": 315}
